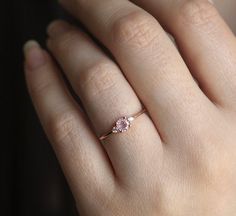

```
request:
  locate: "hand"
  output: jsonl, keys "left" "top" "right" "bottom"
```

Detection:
{"left": 23, "top": 0, "right": 236, "bottom": 215}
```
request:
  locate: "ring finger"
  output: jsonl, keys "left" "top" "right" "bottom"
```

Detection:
{"left": 47, "top": 20, "right": 162, "bottom": 185}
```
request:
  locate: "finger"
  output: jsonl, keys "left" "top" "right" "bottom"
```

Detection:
{"left": 47, "top": 21, "right": 162, "bottom": 185}
{"left": 131, "top": 0, "right": 236, "bottom": 108}
{"left": 58, "top": 0, "right": 214, "bottom": 145}
{"left": 23, "top": 41, "right": 115, "bottom": 206}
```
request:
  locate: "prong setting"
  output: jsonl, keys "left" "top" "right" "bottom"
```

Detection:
{"left": 128, "top": 117, "right": 134, "bottom": 122}
{"left": 112, "top": 117, "right": 131, "bottom": 133}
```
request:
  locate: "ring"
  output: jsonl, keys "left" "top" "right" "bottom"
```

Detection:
{"left": 99, "top": 108, "right": 146, "bottom": 141}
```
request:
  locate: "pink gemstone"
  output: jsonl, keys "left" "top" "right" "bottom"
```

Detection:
{"left": 114, "top": 117, "right": 130, "bottom": 133}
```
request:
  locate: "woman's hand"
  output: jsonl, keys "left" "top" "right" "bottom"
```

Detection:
{"left": 23, "top": 0, "right": 236, "bottom": 215}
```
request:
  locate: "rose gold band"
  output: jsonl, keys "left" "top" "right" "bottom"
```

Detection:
{"left": 99, "top": 108, "right": 146, "bottom": 141}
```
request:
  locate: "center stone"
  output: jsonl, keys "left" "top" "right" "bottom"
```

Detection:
{"left": 113, "top": 117, "right": 131, "bottom": 133}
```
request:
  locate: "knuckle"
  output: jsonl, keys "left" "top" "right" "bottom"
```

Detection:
{"left": 193, "top": 135, "right": 233, "bottom": 182}
{"left": 79, "top": 60, "right": 119, "bottom": 98}
{"left": 201, "top": 154, "right": 234, "bottom": 189}
{"left": 48, "top": 111, "right": 79, "bottom": 145}
{"left": 112, "top": 11, "right": 160, "bottom": 48}
{"left": 178, "top": 0, "right": 218, "bottom": 27}
{"left": 200, "top": 154, "right": 224, "bottom": 179}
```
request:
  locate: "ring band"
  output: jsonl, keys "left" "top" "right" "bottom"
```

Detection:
{"left": 99, "top": 108, "right": 146, "bottom": 141}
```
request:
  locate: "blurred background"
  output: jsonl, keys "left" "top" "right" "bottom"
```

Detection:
{"left": 1, "top": 0, "right": 236, "bottom": 216}
{"left": 1, "top": 0, "right": 78, "bottom": 215}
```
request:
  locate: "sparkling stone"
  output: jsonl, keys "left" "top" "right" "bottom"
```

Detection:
{"left": 112, "top": 117, "right": 131, "bottom": 133}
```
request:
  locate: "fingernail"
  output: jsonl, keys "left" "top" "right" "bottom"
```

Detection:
{"left": 23, "top": 40, "right": 46, "bottom": 71}
{"left": 47, "top": 20, "right": 71, "bottom": 38}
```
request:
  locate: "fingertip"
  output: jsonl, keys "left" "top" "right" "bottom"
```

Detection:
{"left": 23, "top": 40, "right": 40, "bottom": 53}
{"left": 47, "top": 20, "right": 72, "bottom": 38}
{"left": 23, "top": 40, "right": 47, "bottom": 71}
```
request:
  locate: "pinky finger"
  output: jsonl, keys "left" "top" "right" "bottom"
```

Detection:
{"left": 23, "top": 41, "right": 116, "bottom": 211}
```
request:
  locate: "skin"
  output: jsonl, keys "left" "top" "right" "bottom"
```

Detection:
{"left": 23, "top": 0, "right": 236, "bottom": 215}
